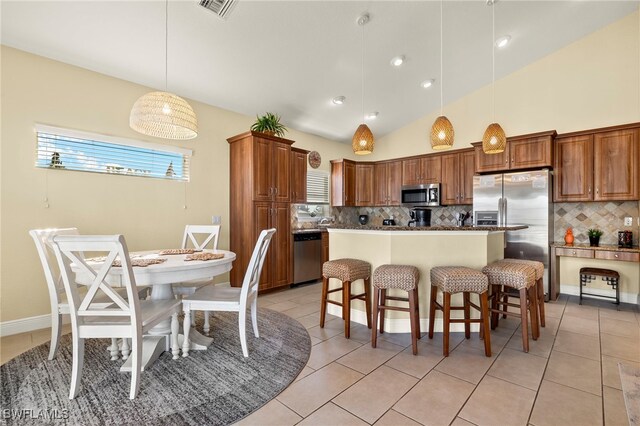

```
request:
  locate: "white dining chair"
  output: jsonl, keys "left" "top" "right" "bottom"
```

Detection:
{"left": 173, "top": 224, "right": 221, "bottom": 333}
{"left": 182, "top": 228, "right": 275, "bottom": 358}
{"left": 51, "top": 234, "right": 181, "bottom": 399}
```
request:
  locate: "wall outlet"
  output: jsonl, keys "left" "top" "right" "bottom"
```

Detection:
{"left": 624, "top": 217, "right": 633, "bottom": 226}
{"left": 212, "top": 215, "right": 221, "bottom": 224}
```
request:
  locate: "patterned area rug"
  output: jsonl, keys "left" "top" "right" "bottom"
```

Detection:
{"left": 1, "top": 308, "right": 311, "bottom": 425}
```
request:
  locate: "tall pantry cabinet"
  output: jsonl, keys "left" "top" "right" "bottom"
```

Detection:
{"left": 227, "top": 131, "right": 294, "bottom": 291}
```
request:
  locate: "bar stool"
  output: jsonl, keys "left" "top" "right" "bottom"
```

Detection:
{"left": 499, "top": 259, "right": 546, "bottom": 327}
{"left": 428, "top": 266, "right": 492, "bottom": 357}
{"left": 320, "top": 258, "right": 372, "bottom": 338}
{"left": 371, "top": 265, "right": 421, "bottom": 355}
{"left": 482, "top": 261, "right": 538, "bottom": 353}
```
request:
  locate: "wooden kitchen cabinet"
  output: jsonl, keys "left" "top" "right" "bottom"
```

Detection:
{"left": 355, "top": 163, "right": 375, "bottom": 206}
{"left": 330, "top": 159, "right": 356, "bottom": 206}
{"left": 374, "top": 160, "right": 402, "bottom": 205}
{"left": 554, "top": 125, "right": 639, "bottom": 202}
{"left": 228, "top": 131, "right": 294, "bottom": 291}
{"left": 473, "top": 130, "right": 555, "bottom": 173}
{"left": 440, "top": 149, "right": 475, "bottom": 205}
{"left": 291, "top": 147, "right": 308, "bottom": 203}
{"left": 402, "top": 155, "right": 441, "bottom": 186}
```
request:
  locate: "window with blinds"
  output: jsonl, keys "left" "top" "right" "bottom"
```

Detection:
{"left": 306, "top": 169, "right": 330, "bottom": 204}
{"left": 35, "top": 124, "right": 192, "bottom": 182}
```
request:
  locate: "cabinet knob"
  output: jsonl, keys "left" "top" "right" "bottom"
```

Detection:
{"left": 505, "top": 159, "right": 508, "bottom": 164}
{"left": 572, "top": 251, "right": 577, "bottom": 255}
{"left": 588, "top": 187, "right": 591, "bottom": 194}
{"left": 614, "top": 254, "right": 619, "bottom": 258}
{"left": 511, "top": 158, "right": 514, "bottom": 162}
{"left": 595, "top": 187, "right": 599, "bottom": 195}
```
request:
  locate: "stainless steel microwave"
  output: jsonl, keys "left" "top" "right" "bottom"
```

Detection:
{"left": 401, "top": 183, "right": 440, "bottom": 207}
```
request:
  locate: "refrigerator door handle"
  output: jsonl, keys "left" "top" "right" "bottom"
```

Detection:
{"left": 498, "top": 197, "right": 503, "bottom": 226}
{"left": 503, "top": 198, "right": 508, "bottom": 226}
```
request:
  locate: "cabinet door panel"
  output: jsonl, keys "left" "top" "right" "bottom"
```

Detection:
{"left": 553, "top": 135, "right": 593, "bottom": 202}
{"left": 402, "top": 159, "right": 420, "bottom": 186}
{"left": 440, "top": 153, "right": 459, "bottom": 205}
{"left": 373, "top": 163, "right": 388, "bottom": 205}
{"left": 272, "top": 203, "right": 291, "bottom": 287}
{"left": 355, "top": 164, "right": 374, "bottom": 206}
{"left": 509, "top": 136, "right": 552, "bottom": 170}
{"left": 253, "top": 139, "right": 273, "bottom": 201}
{"left": 273, "top": 142, "right": 291, "bottom": 203}
{"left": 387, "top": 161, "right": 402, "bottom": 205}
{"left": 254, "top": 202, "right": 272, "bottom": 289}
{"left": 594, "top": 129, "right": 639, "bottom": 201}
{"left": 421, "top": 156, "right": 442, "bottom": 184}
{"left": 460, "top": 150, "right": 475, "bottom": 204}
{"left": 344, "top": 162, "right": 356, "bottom": 206}
{"left": 475, "top": 144, "right": 510, "bottom": 173}
{"left": 291, "top": 150, "right": 307, "bottom": 203}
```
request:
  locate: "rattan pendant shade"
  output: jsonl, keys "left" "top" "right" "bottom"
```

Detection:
{"left": 352, "top": 124, "right": 374, "bottom": 155}
{"left": 430, "top": 115, "right": 455, "bottom": 150}
{"left": 482, "top": 122, "right": 507, "bottom": 154}
{"left": 130, "top": 91, "right": 198, "bottom": 140}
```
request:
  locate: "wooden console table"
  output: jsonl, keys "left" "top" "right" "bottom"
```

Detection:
{"left": 549, "top": 243, "right": 640, "bottom": 300}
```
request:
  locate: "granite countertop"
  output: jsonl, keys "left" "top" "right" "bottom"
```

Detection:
{"left": 291, "top": 228, "right": 328, "bottom": 234}
{"left": 320, "top": 224, "right": 528, "bottom": 232}
{"left": 551, "top": 242, "right": 640, "bottom": 253}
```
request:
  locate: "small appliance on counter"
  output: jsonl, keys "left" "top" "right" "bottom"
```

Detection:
{"left": 382, "top": 218, "right": 396, "bottom": 226}
{"left": 358, "top": 214, "right": 369, "bottom": 225}
{"left": 618, "top": 231, "right": 633, "bottom": 248}
{"left": 408, "top": 207, "right": 432, "bottom": 227}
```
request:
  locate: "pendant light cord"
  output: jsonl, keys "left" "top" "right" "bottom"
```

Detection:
{"left": 361, "top": 18, "right": 365, "bottom": 124}
{"left": 440, "top": 0, "right": 443, "bottom": 117}
{"left": 491, "top": 2, "right": 496, "bottom": 123}
{"left": 165, "top": 0, "right": 169, "bottom": 91}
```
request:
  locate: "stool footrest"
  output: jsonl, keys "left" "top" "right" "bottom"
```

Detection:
{"left": 377, "top": 305, "right": 411, "bottom": 313}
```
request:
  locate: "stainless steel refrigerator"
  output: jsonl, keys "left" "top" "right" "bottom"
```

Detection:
{"left": 473, "top": 169, "right": 553, "bottom": 294}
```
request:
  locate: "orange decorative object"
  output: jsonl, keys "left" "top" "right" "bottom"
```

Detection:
{"left": 564, "top": 228, "right": 574, "bottom": 245}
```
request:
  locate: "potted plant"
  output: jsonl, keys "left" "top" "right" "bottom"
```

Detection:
{"left": 250, "top": 112, "right": 287, "bottom": 137}
{"left": 587, "top": 228, "right": 603, "bottom": 247}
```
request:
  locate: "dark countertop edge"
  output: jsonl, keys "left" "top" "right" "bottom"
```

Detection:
{"left": 550, "top": 243, "right": 640, "bottom": 253}
{"left": 291, "top": 228, "right": 327, "bottom": 234}
{"left": 320, "top": 225, "right": 528, "bottom": 232}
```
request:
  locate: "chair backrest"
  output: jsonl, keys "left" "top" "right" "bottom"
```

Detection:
{"left": 29, "top": 228, "right": 80, "bottom": 309}
{"left": 240, "top": 229, "right": 276, "bottom": 304}
{"left": 181, "top": 225, "right": 221, "bottom": 251}
{"left": 51, "top": 234, "right": 141, "bottom": 330}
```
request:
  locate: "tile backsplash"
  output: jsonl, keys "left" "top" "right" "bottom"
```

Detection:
{"left": 332, "top": 205, "right": 473, "bottom": 227}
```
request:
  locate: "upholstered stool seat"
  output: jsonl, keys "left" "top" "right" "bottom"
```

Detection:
{"left": 320, "top": 259, "right": 372, "bottom": 339}
{"left": 499, "top": 259, "right": 546, "bottom": 327}
{"left": 371, "top": 265, "right": 421, "bottom": 355}
{"left": 482, "top": 260, "right": 538, "bottom": 353}
{"left": 428, "top": 266, "right": 491, "bottom": 357}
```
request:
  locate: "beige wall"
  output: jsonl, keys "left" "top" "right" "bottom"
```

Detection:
{"left": 368, "top": 11, "right": 640, "bottom": 161}
{"left": 0, "top": 46, "right": 352, "bottom": 323}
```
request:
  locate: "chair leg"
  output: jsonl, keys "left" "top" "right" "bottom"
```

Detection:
{"left": 428, "top": 285, "right": 437, "bottom": 339}
{"left": 379, "top": 289, "right": 387, "bottom": 334}
{"left": 414, "top": 288, "right": 421, "bottom": 337}
{"left": 519, "top": 288, "right": 529, "bottom": 353}
{"left": 171, "top": 313, "right": 180, "bottom": 360}
{"left": 239, "top": 307, "right": 248, "bottom": 357}
{"left": 49, "top": 312, "right": 62, "bottom": 361}
{"left": 463, "top": 292, "right": 471, "bottom": 339}
{"left": 251, "top": 298, "right": 260, "bottom": 338}
{"left": 490, "top": 284, "right": 499, "bottom": 330}
{"left": 529, "top": 286, "right": 540, "bottom": 341}
{"left": 371, "top": 288, "right": 380, "bottom": 348}
{"left": 129, "top": 333, "right": 142, "bottom": 399}
{"left": 69, "top": 334, "right": 84, "bottom": 399}
{"left": 443, "top": 292, "right": 451, "bottom": 357}
{"left": 537, "top": 278, "right": 546, "bottom": 327}
{"left": 408, "top": 289, "right": 418, "bottom": 355}
{"left": 480, "top": 291, "right": 492, "bottom": 357}
{"left": 364, "top": 278, "right": 372, "bottom": 329}
{"left": 343, "top": 281, "right": 351, "bottom": 339}
{"left": 182, "top": 307, "right": 191, "bottom": 357}
{"left": 109, "top": 338, "right": 119, "bottom": 361}
{"left": 502, "top": 292, "right": 508, "bottom": 319}
{"left": 204, "top": 311, "right": 211, "bottom": 335}
{"left": 320, "top": 277, "right": 328, "bottom": 328}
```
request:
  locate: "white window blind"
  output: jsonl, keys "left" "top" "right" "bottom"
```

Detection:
{"left": 307, "top": 170, "right": 330, "bottom": 204}
{"left": 35, "top": 124, "right": 192, "bottom": 182}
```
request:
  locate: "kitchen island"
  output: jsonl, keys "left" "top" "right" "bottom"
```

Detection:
{"left": 325, "top": 225, "right": 526, "bottom": 333}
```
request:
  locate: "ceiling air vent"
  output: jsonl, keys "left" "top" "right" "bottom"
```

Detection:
{"left": 199, "top": 0, "right": 238, "bottom": 20}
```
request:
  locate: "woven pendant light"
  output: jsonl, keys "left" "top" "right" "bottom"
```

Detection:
{"left": 130, "top": 0, "right": 198, "bottom": 140}
{"left": 353, "top": 13, "right": 374, "bottom": 155}
{"left": 352, "top": 124, "right": 374, "bottom": 155}
{"left": 430, "top": 0, "right": 454, "bottom": 151}
{"left": 482, "top": 1, "right": 505, "bottom": 154}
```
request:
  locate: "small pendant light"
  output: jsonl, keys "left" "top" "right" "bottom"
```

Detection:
{"left": 430, "top": 0, "right": 454, "bottom": 150}
{"left": 482, "top": 0, "right": 506, "bottom": 154}
{"left": 352, "top": 13, "right": 374, "bottom": 155}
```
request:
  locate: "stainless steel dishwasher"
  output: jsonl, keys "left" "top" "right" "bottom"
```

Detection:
{"left": 293, "top": 232, "right": 323, "bottom": 284}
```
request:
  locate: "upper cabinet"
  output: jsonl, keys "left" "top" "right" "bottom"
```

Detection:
{"left": 402, "top": 156, "right": 442, "bottom": 186}
{"left": 440, "top": 149, "right": 475, "bottom": 205}
{"left": 291, "top": 147, "right": 308, "bottom": 204}
{"left": 554, "top": 125, "right": 639, "bottom": 202}
{"left": 331, "top": 159, "right": 356, "bottom": 207}
{"left": 374, "top": 160, "right": 402, "bottom": 206}
{"left": 473, "top": 131, "right": 556, "bottom": 174}
{"left": 355, "top": 163, "right": 375, "bottom": 206}
{"left": 252, "top": 135, "right": 292, "bottom": 202}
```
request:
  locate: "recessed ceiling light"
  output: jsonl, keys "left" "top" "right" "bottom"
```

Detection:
{"left": 365, "top": 111, "right": 379, "bottom": 120}
{"left": 495, "top": 35, "right": 511, "bottom": 48}
{"left": 332, "top": 96, "right": 346, "bottom": 105}
{"left": 390, "top": 55, "right": 405, "bottom": 67}
{"left": 421, "top": 79, "right": 435, "bottom": 89}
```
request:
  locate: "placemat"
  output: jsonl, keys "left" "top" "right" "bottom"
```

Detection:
{"left": 184, "top": 252, "right": 225, "bottom": 261}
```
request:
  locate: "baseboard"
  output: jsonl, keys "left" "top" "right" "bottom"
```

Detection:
{"left": 0, "top": 314, "right": 70, "bottom": 337}
{"left": 326, "top": 305, "right": 482, "bottom": 334}
{"left": 560, "top": 286, "right": 639, "bottom": 305}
